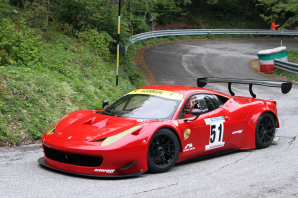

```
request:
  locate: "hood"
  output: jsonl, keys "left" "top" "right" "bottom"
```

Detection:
{"left": 54, "top": 112, "right": 141, "bottom": 142}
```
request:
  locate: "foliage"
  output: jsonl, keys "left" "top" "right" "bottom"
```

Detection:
{"left": 207, "top": 33, "right": 215, "bottom": 39}
{"left": 257, "top": 0, "right": 298, "bottom": 29}
{"left": 184, "top": 0, "right": 266, "bottom": 29}
{"left": 0, "top": 18, "right": 44, "bottom": 67}
{"left": 0, "top": 0, "right": 18, "bottom": 19}
{"left": 0, "top": 41, "right": 139, "bottom": 146}
{"left": 153, "top": 0, "right": 191, "bottom": 25}
{"left": 76, "top": 29, "right": 114, "bottom": 58}
{"left": 0, "top": 18, "right": 142, "bottom": 146}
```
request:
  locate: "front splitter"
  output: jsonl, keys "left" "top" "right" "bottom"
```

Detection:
{"left": 38, "top": 157, "right": 146, "bottom": 178}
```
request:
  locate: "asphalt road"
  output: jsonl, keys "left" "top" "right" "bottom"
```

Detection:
{"left": 1, "top": 39, "right": 298, "bottom": 198}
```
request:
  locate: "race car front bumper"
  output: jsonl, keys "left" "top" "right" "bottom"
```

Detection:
{"left": 38, "top": 157, "right": 146, "bottom": 178}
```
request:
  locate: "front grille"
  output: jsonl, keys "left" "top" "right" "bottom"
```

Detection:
{"left": 44, "top": 146, "right": 103, "bottom": 167}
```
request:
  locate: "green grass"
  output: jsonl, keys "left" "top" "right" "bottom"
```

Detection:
{"left": 0, "top": 29, "right": 143, "bottom": 146}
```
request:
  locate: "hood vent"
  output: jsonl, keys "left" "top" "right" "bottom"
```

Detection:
{"left": 82, "top": 117, "right": 96, "bottom": 125}
{"left": 83, "top": 118, "right": 115, "bottom": 129}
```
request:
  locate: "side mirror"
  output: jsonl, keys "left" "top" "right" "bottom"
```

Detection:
{"left": 190, "top": 109, "right": 208, "bottom": 116}
{"left": 102, "top": 100, "right": 109, "bottom": 109}
{"left": 184, "top": 109, "right": 208, "bottom": 122}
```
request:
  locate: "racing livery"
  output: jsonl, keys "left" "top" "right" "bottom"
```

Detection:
{"left": 38, "top": 77, "right": 292, "bottom": 177}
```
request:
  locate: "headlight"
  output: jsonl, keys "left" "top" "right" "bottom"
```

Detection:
{"left": 101, "top": 125, "right": 143, "bottom": 146}
{"left": 45, "top": 115, "right": 69, "bottom": 135}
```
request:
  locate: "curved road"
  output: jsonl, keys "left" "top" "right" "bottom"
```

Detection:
{"left": 1, "top": 39, "right": 298, "bottom": 198}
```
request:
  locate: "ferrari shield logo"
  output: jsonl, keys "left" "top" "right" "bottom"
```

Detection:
{"left": 184, "top": 129, "right": 191, "bottom": 140}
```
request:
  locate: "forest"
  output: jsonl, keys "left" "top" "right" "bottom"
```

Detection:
{"left": 0, "top": 0, "right": 298, "bottom": 146}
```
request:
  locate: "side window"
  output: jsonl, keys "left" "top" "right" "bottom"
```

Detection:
{"left": 183, "top": 95, "right": 206, "bottom": 115}
{"left": 204, "top": 96, "right": 216, "bottom": 111}
{"left": 182, "top": 94, "right": 219, "bottom": 118}
{"left": 212, "top": 94, "right": 229, "bottom": 107}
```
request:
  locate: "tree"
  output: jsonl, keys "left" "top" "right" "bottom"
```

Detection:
{"left": 257, "top": 0, "right": 298, "bottom": 29}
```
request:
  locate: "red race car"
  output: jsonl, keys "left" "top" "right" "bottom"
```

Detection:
{"left": 38, "top": 77, "right": 292, "bottom": 177}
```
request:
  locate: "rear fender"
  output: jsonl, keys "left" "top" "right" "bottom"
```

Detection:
{"left": 241, "top": 104, "right": 278, "bottom": 149}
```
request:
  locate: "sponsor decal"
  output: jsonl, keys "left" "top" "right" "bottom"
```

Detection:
{"left": 137, "top": 119, "right": 149, "bottom": 123}
{"left": 172, "top": 120, "right": 179, "bottom": 127}
{"left": 184, "top": 129, "right": 191, "bottom": 140}
{"left": 128, "top": 89, "right": 184, "bottom": 100}
{"left": 204, "top": 116, "right": 225, "bottom": 125}
{"left": 204, "top": 116, "right": 225, "bottom": 151}
{"left": 94, "top": 169, "right": 115, "bottom": 174}
{"left": 232, "top": 130, "right": 243, "bottom": 135}
{"left": 183, "top": 143, "right": 195, "bottom": 152}
{"left": 206, "top": 144, "right": 224, "bottom": 150}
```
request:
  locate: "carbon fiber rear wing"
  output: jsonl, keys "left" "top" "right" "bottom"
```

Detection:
{"left": 197, "top": 77, "right": 292, "bottom": 98}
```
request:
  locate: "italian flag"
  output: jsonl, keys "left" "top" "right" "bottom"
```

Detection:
{"left": 257, "top": 47, "right": 288, "bottom": 72}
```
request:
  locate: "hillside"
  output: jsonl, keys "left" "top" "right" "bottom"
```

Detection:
{"left": 1, "top": 0, "right": 298, "bottom": 146}
{"left": 0, "top": 13, "right": 143, "bottom": 146}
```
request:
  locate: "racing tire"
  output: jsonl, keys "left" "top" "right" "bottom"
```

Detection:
{"left": 255, "top": 112, "right": 276, "bottom": 149}
{"left": 147, "top": 128, "right": 180, "bottom": 173}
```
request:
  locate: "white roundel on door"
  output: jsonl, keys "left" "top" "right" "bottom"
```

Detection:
{"left": 204, "top": 116, "right": 225, "bottom": 151}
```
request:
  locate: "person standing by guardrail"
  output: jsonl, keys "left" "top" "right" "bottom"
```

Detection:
{"left": 271, "top": 22, "right": 280, "bottom": 30}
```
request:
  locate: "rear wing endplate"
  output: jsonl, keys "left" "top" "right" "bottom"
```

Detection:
{"left": 197, "top": 77, "right": 292, "bottom": 98}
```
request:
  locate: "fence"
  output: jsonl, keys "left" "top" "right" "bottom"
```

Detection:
{"left": 274, "top": 60, "right": 298, "bottom": 74}
{"left": 130, "top": 29, "right": 298, "bottom": 43}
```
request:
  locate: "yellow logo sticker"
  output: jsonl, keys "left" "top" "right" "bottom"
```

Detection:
{"left": 172, "top": 120, "right": 179, "bottom": 127}
{"left": 184, "top": 129, "right": 191, "bottom": 140}
{"left": 128, "top": 89, "right": 184, "bottom": 100}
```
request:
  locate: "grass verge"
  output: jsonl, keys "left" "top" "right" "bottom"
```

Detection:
{"left": 0, "top": 30, "right": 143, "bottom": 146}
{"left": 272, "top": 51, "right": 298, "bottom": 82}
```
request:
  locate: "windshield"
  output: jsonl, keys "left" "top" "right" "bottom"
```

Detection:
{"left": 101, "top": 94, "right": 182, "bottom": 119}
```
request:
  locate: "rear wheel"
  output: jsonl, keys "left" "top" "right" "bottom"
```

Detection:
{"left": 147, "top": 129, "right": 179, "bottom": 173}
{"left": 255, "top": 112, "right": 276, "bottom": 149}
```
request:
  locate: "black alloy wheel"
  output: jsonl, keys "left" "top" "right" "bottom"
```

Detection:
{"left": 147, "top": 129, "right": 180, "bottom": 173}
{"left": 255, "top": 112, "right": 276, "bottom": 149}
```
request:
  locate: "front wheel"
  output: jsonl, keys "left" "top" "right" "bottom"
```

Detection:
{"left": 255, "top": 112, "right": 276, "bottom": 149}
{"left": 147, "top": 129, "right": 180, "bottom": 173}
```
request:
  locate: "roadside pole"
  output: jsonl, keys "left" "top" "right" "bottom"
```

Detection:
{"left": 116, "top": 0, "right": 121, "bottom": 91}
{"left": 281, "top": 29, "right": 283, "bottom": 46}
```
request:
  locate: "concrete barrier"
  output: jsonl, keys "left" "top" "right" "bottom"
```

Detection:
{"left": 257, "top": 47, "right": 287, "bottom": 72}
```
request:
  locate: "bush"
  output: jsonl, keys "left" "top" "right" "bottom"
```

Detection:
{"left": 207, "top": 33, "right": 214, "bottom": 39}
{"left": 0, "top": 18, "right": 44, "bottom": 67}
{"left": 76, "top": 29, "right": 115, "bottom": 58}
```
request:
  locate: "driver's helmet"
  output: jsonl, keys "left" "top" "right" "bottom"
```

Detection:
{"left": 189, "top": 96, "right": 200, "bottom": 109}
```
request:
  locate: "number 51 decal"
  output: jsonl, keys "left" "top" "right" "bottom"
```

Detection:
{"left": 204, "top": 116, "right": 225, "bottom": 151}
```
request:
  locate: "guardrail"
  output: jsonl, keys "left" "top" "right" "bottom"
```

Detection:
{"left": 274, "top": 60, "right": 298, "bottom": 74}
{"left": 130, "top": 29, "right": 298, "bottom": 43}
